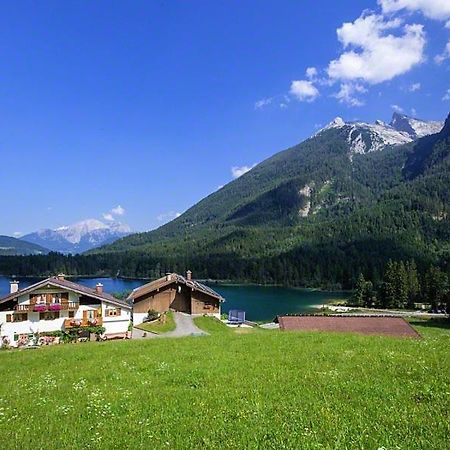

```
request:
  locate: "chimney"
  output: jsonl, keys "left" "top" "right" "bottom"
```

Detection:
{"left": 10, "top": 280, "right": 19, "bottom": 294}
{"left": 57, "top": 273, "right": 65, "bottom": 281}
{"left": 186, "top": 270, "right": 192, "bottom": 281}
{"left": 95, "top": 283, "right": 103, "bottom": 294}
{"left": 166, "top": 273, "right": 172, "bottom": 282}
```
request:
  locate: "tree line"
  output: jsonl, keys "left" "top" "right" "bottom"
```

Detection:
{"left": 352, "top": 260, "right": 449, "bottom": 313}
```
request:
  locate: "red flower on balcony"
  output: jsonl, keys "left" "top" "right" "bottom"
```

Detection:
{"left": 33, "top": 304, "right": 47, "bottom": 312}
{"left": 70, "top": 319, "right": 82, "bottom": 327}
{"left": 88, "top": 318, "right": 98, "bottom": 326}
{"left": 49, "top": 303, "right": 62, "bottom": 311}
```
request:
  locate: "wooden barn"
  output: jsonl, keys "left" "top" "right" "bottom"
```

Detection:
{"left": 129, "top": 271, "right": 224, "bottom": 325}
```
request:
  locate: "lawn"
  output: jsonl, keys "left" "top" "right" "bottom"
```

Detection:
{"left": 134, "top": 311, "right": 176, "bottom": 334}
{"left": 0, "top": 321, "right": 449, "bottom": 449}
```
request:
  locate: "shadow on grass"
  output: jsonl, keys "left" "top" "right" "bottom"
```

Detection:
{"left": 409, "top": 318, "right": 450, "bottom": 330}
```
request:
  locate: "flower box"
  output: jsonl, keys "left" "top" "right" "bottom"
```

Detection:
{"left": 33, "top": 304, "right": 47, "bottom": 312}
{"left": 49, "top": 303, "right": 62, "bottom": 311}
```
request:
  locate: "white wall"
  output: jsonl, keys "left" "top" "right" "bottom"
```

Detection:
{"left": 103, "top": 319, "right": 129, "bottom": 334}
{"left": 0, "top": 312, "right": 67, "bottom": 347}
{"left": 102, "top": 306, "right": 131, "bottom": 335}
{"left": 133, "top": 313, "right": 147, "bottom": 326}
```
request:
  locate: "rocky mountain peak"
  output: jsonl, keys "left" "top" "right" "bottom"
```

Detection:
{"left": 440, "top": 112, "right": 450, "bottom": 137}
{"left": 21, "top": 219, "right": 131, "bottom": 253}
{"left": 390, "top": 112, "right": 443, "bottom": 139}
{"left": 316, "top": 111, "right": 444, "bottom": 157}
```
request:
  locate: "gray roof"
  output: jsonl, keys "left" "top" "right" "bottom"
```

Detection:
{"left": 128, "top": 273, "right": 224, "bottom": 302}
{"left": 0, "top": 276, "right": 131, "bottom": 309}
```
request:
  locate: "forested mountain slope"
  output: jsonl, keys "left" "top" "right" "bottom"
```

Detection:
{"left": 0, "top": 236, "right": 49, "bottom": 256}
{"left": 95, "top": 113, "right": 448, "bottom": 264}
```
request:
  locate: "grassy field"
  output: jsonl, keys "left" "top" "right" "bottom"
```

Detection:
{"left": 135, "top": 311, "right": 176, "bottom": 334}
{"left": 0, "top": 319, "right": 449, "bottom": 449}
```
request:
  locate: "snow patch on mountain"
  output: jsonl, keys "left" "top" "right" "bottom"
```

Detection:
{"left": 390, "top": 112, "right": 443, "bottom": 139}
{"left": 316, "top": 113, "right": 443, "bottom": 157}
{"left": 55, "top": 219, "right": 109, "bottom": 244}
{"left": 21, "top": 219, "right": 131, "bottom": 253}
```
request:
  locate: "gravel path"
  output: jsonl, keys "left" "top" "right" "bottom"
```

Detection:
{"left": 132, "top": 312, "right": 208, "bottom": 339}
{"left": 164, "top": 312, "right": 208, "bottom": 337}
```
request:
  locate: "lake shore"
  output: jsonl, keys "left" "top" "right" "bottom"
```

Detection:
{"left": 312, "top": 304, "right": 448, "bottom": 318}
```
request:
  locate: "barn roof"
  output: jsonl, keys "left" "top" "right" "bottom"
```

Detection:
{"left": 277, "top": 315, "right": 420, "bottom": 338}
{"left": 0, "top": 277, "right": 131, "bottom": 309}
{"left": 127, "top": 273, "right": 224, "bottom": 302}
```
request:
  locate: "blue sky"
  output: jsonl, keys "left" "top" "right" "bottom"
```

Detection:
{"left": 1, "top": 0, "right": 449, "bottom": 236}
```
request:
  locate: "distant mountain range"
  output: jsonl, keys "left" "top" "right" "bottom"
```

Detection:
{"left": 0, "top": 236, "right": 49, "bottom": 256}
{"left": 89, "top": 111, "right": 449, "bottom": 287}
{"left": 21, "top": 219, "right": 131, "bottom": 254}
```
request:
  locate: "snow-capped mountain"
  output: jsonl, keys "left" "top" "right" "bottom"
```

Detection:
{"left": 317, "top": 113, "right": 443, "bottom": 156}
{"left": 390, "top": 112, "right": 443, "bottom": 139}
{"left": 21, "top": 219, "right": 131, "bottom": 254}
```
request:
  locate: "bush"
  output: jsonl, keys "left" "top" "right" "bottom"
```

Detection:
{"left": 144, "top": 309, "right": 160, "bottom": 322}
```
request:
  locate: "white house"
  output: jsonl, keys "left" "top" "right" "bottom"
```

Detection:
{"left": 0, "top": 275, "right": 132, "bottom": 347}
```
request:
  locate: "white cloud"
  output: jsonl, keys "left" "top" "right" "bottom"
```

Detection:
{"left": 411, "top": 107, "right": 418, "bottom": 116}
{"left": 102, "top": 205, "right": 125, "bottom": 222}
{"left": 391, "top": 104, "right": 404, "bottom": 112}
{"left": 254, "top": 97, "right": 273, "bottom": 110}
{"left": 434, "top": 38, "right": 450, "bottom": 63}
{"left": 305, "top": 67, "right": 318, "bottom": 79}
{"left": 409, "top": 82, "right": 421, "bottom": 91}
{"left": 434, "top": 53, "right": 446, "bottom": 64}
{"left": 156, "top": 211, "right": 181, "bottom": 223}
{"left": 443, "top": 88, "right": 450, "bottom": 101}
{"left": 333, "top": 82, "right": 367, "bottom": 107}
{"left": 379, "top": 0, "right": 450, "bottom": 21}
{"left": 13, "top": 231, "right": 22, "bottom": 237}
{"left": 111, "top": 205, "right": 125, "bottom": 216}
{"left": 231, "top": 164, "right": 257, "bottom": 179}
{"left": 290, "top": 80, "right": 319, "bottom": 102}
{"left": 327, "top": 14, "right": 426, "bottom": 84}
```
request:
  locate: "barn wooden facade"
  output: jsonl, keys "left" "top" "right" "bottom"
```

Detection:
{"left": 129, "top": 272, "right": 224, "bottom": 324}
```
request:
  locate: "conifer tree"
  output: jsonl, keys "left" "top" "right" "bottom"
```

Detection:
{"left": 363, "top": 279, "right": 374, "bottom": 308}
{"left": 423, "top": 267, "right": 449, "bottom": 311}
{"left": 352, "top": 273, "right": 366, "bottom": 307}
{"left": 396, "top": 261, "right": 409, "bottom": 309}
{"left": 406, "top": 260, "right": 420, "bottom": 308}
{"left": 381, "top": 260, "right": 397, "bottom": 308}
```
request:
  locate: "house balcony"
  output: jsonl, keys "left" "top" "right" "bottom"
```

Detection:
{"left": 15, "top": 302, "right": 78, "bottom": 313}
{"left": 64, "top": 317, "right": 103, "bottom": 328}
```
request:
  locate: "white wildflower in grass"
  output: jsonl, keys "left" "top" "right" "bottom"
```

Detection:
{"left": 56, "top": 404, "right": 74, "bottom": 416}
{"left": 138, "top": 418, "right": 151, "bottom": 426}
{"left": 156, "top": 362, "right": 170, "bottom": 372}
{"left": 73, "top": 378, "right": 87, "bottom": 391}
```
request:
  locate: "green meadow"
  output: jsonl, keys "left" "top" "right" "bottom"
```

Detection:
{"left": 0, "top": 319, "right": 449, "bottom": 450}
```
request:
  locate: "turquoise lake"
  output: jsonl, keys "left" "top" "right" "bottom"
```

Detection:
{"left": 0, "top": 276, "right": 349, "bottom": 321}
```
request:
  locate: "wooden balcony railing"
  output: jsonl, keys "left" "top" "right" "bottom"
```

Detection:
{"left": 15, "top": 302, "right": 78, "bottom": 313}
{"left": 64, "top": 317, "right": 103, "bottom": 328}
